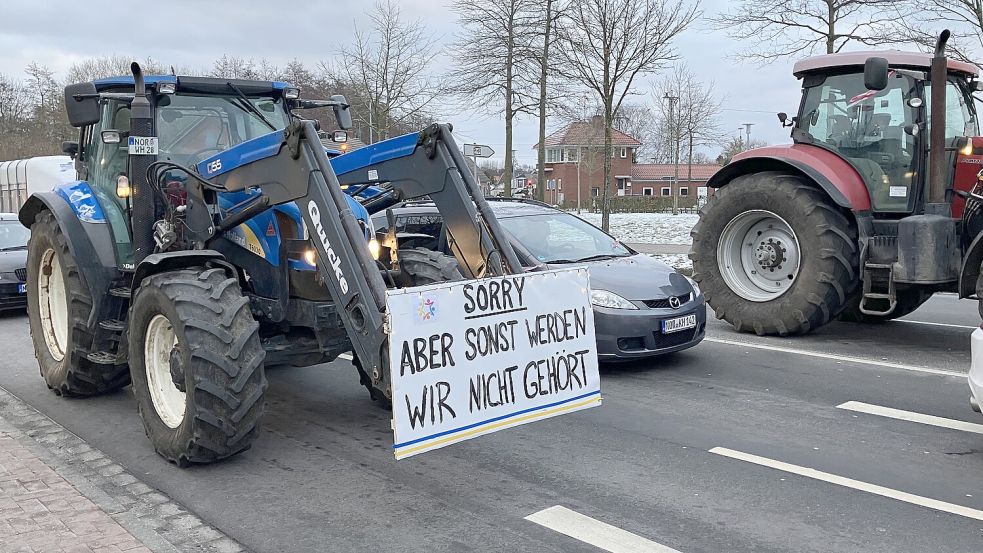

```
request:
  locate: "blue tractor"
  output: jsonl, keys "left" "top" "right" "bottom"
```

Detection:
{"left": 20, "top": 63, "right": 523, "bottom": 465}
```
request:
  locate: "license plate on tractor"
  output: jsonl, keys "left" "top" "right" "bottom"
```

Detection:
{"left": 662, "top": 313, "right": 696, "bottom": 334}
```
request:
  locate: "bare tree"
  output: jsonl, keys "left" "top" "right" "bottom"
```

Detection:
{"left": 449, "top": 0, "right": 539, "bottom": 196}
{"left": 710, "top": 0, "right": 899, "bottom": 63}
{"left": 65, "top": 56, "right": 175, "bottom": 83}
{"left": 558, "top": 0, "right": 698, "bottom": 230}
{"left": 534, "top": 0, "right": 569, "bottom": 201}
{"left": 653, "top": 64, "right": 722, "bottom": 195}
{"left": 716, "top": 135, "right": 767, "bottom": 165}
{"left": 613, "top": 103, "right": 658, "bottom": 161}
{"left": 893, "top": 1, "right": 983, "bottom": 64}
{"left": 331, "top": 0, "right": 443, "bottom": 143}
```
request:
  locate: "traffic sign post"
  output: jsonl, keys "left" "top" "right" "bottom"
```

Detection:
{"left": 463, "top": 144, "right": 495, "bottom": 195}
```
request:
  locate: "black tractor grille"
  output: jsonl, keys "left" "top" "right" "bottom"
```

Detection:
{"left": 653, "top": 327, "right": 697, "bottom": 349}
{"left": 14, "top": 268, "right": 26, "bottom": 282}
{"left": 643, "top": 293, "right": 691, "bottom": 309}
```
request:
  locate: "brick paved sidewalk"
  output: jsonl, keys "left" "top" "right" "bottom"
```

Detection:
{"left": 0, "top": 386, "right": 245, "bottom": 553}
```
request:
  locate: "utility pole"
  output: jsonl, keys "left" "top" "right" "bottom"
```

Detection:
{"left": 665, "top": 93, "right": 680, "bottom": 215}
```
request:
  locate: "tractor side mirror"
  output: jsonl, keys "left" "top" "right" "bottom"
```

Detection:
{"left": 864, "top": 57, "right": 889, "bottom": 91}
{"left": 777, "top": 112, "right": 793, "bottom": 128}
{"left": 330, "top": 95, "right": 353, "bottom": 130}
{"left": 64, "top": 82, "right": 100, "bottom": 128}
{"left": 61, "top": 141, "right": 79, "bottom": 159}
{"left": 333, "top": 130, "right": 348, "bottom": 143}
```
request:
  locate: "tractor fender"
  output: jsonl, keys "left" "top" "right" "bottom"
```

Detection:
{"left": 19, "top": 192, "right": 120, "bottom": 327}
{"left": 132, "top": 250, "right": 238, "bottom": 290}
{"left": 958, "top": 231, "right": 983, "bottom": 298}
{"left": 708, "top": 144, "right": 872, "bottom": 211}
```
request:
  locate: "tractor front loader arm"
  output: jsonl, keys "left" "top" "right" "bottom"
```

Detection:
{"left": 197, "top": 119, "right": 522, "bottom": 398}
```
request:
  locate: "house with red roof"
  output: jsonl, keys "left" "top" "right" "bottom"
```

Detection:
{"left": 536, "top": 116, "right": 721, "bottom": 208}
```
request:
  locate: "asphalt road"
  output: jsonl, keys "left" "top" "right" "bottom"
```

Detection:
{"left": 1, "top": 294, "right": 982, "bottom": 552}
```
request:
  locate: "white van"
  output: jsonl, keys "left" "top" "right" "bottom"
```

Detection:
{"left": 0, "top": 155, "right": 76, "bottom": 212}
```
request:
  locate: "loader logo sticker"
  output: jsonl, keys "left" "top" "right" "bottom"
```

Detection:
{"left": 385, "top": 268, "right": 601, "bottom": 460}
{"left": 416, "top": 296, "right": 438, "bottom": 322}
{"left": 307, "top": 201, "right": 350, "bottom": 295}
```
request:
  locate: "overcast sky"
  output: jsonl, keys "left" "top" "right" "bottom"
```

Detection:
{"left": 1, "top": 0, "right": 810, "bottom": 166}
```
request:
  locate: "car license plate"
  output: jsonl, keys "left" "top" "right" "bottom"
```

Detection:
{"left": 17, "top": 283, "right": 26, "bottom": 294}
{"left": 662, "top": 313, "right": 696, "bottom": 334}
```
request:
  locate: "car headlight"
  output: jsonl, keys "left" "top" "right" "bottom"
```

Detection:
{"left": 685, "top": 275, "right": 701, "bottom": 297}
{"left": 590, "top": 289, "right": 638, "bottom": 310}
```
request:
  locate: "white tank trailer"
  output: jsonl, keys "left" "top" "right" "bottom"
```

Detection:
{"left": 0, "top": 156, "right": 75, "bottom": 213}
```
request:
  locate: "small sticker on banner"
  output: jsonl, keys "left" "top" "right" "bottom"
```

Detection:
{"left": 889, "top": 186, "right": 907, "bottom": 197}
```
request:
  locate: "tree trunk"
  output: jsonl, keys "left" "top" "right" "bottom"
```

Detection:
{"left": 826, "top": 0, "right": 836, "bottom": 54}
{"left": 536, "top": 0, "right": 553, "bottom": 203}
{"left": 602, "top": 100, "right": 613, "bottom": 232}
{"left": 504, "top": 18, "right": 515, "bottom": 198}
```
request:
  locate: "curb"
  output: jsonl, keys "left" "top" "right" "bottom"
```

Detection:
{"left": 0, "top": 384, "right": 247, "bottom": 553}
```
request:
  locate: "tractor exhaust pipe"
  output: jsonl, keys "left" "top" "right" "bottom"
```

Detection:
{"left": 928, "top": 30, "right": 951, "bottom": 206}
{"left": 129, "top": 62, "right": 158, "bottom": 264}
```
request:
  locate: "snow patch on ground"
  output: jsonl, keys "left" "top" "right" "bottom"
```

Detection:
{"left": 651, "top": 253, "right": 692, "bottom": 273}
{"left": 572, "top": 212, "right": 699, "bottom": 245}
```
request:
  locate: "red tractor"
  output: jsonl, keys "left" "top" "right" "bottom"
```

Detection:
{"left": 691, "top": 31, "right": 983, "bottom": 335}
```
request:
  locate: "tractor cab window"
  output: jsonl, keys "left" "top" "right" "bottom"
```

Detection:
{"left": 82, "top": 98, "right": 134, "bottom": 266}
{"left": 798, "top": 72, "right": 919, "bottom": 213}
{"left": 924, "top": 78, "right": 978, "bottom": 141}
{"left": 155, "top": 94, "right": 289, "bottom": 167}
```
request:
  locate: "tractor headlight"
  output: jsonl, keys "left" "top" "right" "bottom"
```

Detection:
{"left": 590, "top": 289, "right": 637, "bottom": 310}
{"left": 368, "top": 238, "right": 381, "bottom": 260}
{"left": 303, "top": 248, "right": 317, "bottom": 266}
{"left": 116, "top": 175, "right": 131, "bottom": 198}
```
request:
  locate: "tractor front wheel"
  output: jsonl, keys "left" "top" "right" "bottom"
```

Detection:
{"left": 690, "top": 172, "right": 858, "bottom": 335}
{"left": 27, "top": 210, "right": 128, "bottom": 396}
{"left": 128, "top": 268, "right": 267, "bottom": 466}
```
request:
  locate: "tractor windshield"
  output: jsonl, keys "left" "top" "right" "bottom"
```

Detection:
{"left": 156, "top": 94, "right": 290, "bottom": 167}
{"left": 797, "top": 72, "right": 920, "bottom": 212}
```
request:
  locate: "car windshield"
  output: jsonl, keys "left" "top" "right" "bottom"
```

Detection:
{"left": 498, "top": 212, "right": 631, "bottom": 264}
{"left": 0, "top": 222, "right": 29, "bottom": 251}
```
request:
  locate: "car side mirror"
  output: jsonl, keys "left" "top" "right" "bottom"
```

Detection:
{"left": 61, "top": 140, "right": 79, "bottom": 159}
{"left": 330, "top": 95, "right": 353, "bottom": 130}
{"left": 864, "top": 57, "right": 889, "bottom": 91}
{"left": 64, "top": 82, "right": 100, "bottom": 127}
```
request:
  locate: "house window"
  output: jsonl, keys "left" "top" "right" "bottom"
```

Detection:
{"left": 661, "top": 187, "right": 671, "bottom": 196}
{"left": 679, "top": 187, "right": 689, "bottom": 196}
{"left": 620, "top": 147, "right": 627, "bottom": 158}
{"left": 546, "top": 148, "right": 560, "bottom": 163}
{"left": 643, "top": 187, "right": 653, "bottom": 196}
{"left": 557, "top": 178, "right": 562, "bottom": 190}
{"left": 591, "top": 187, "right": 600, "bottom": 197}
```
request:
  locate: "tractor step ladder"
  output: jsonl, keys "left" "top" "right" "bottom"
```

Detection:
{"left": 859, "top": 262, "right": 897, "bottom": 316}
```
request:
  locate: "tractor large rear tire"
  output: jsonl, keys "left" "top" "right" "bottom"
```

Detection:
{"left": 690, "top": 172, "right": 858, "bottom": 336}
{"left": 128, "top": 268, "right": 267, "bottom": 466}
{"left": 26, "top": 210, "right": 129, "bottom": 396}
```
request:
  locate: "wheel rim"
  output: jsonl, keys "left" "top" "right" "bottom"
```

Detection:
{"left": 144, "top": 314, "right": 185, "bottom": 428}
{"left": 38, "top": 248, "right": 69, "bottom": 361}
{"left": 717, "top": 210, "right": 801, "bottom": 302}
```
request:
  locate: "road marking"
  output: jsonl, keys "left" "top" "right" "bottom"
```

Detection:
{"left": 704, "top": 337, "right": 964, "bottom": 378}
{"left": 837, "top": 401, "right": 983, "bottom": 435}
{"left": 339, "top": 352, "right": 353, "bottom": 360}
{"left": 709, "top": 447, "right": 983, "bottom": 521}
{"left": 894, "top": 319, "right": 977, "bottom": 330}
{"left": 525, "top": 505, "right": 681, "bottom": 553}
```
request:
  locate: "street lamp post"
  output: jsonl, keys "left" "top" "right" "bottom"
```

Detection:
{"left": 665, "top": 93, "right": 680, "bottom": 215}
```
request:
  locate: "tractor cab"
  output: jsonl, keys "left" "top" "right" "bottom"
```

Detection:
{"left": 791, "top": 51, "right": 980, "bottom": 214}
{"left": 61, "top": 75, "right": 365, "bottom": 273}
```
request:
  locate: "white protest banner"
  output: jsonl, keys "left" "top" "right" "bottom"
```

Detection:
{"left": 386, "top": 267, "right": 601, "bottom": 460}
